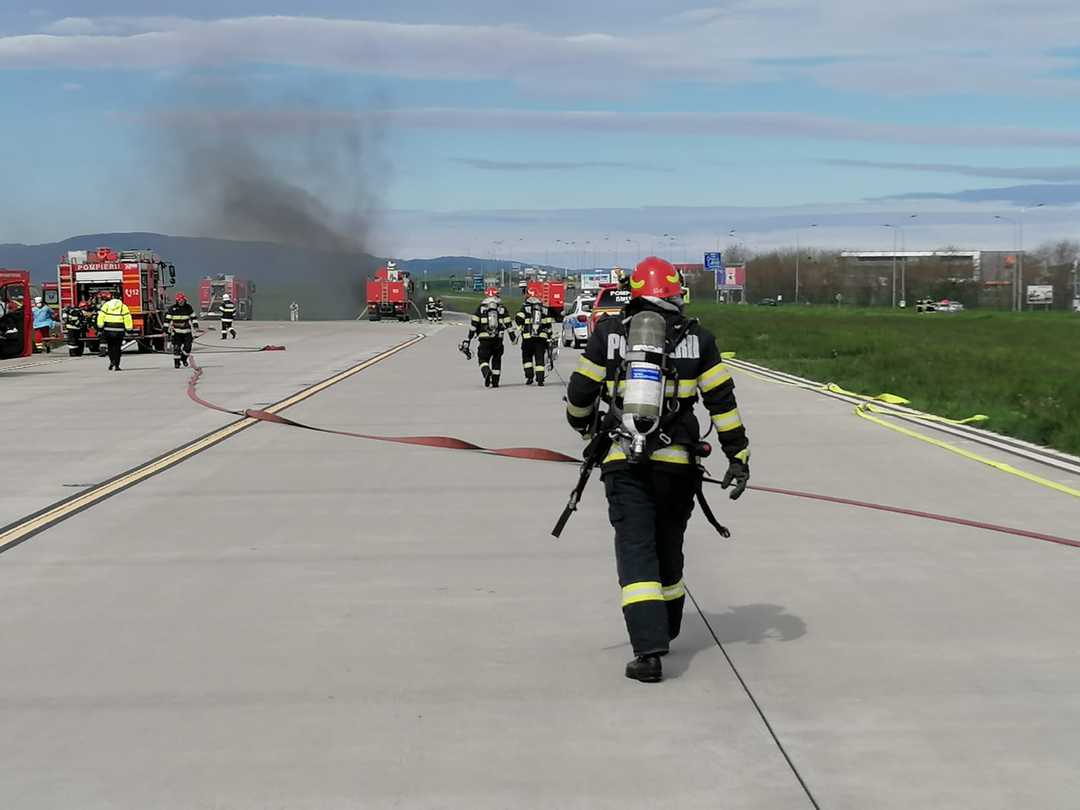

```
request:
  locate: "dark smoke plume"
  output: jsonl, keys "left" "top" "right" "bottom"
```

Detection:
{"left": 153, "top": 99, "right": 387, "bottom": 319}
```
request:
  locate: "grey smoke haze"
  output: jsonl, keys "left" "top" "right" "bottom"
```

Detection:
{"left": 153, "top": 93, "right": 386, "bottom": 319}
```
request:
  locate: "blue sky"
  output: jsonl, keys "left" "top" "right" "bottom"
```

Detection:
{"left": 4, "top": 2, "right": 1080, "bottom": 261}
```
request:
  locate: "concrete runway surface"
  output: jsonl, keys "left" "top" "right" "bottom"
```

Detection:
{"left": 2, "top": 320, "right": 1079, "bottom": 809}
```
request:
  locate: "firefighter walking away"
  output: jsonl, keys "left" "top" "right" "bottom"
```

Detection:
{"left": 462, "top": 289, "right": 515, "bottom": 388}
{"left": 63, "top": 302, "right": 87, "bottom": 357}
{"left": 96, "top": 290, "right": 133, "bottom": 371}
{"left": 426, "top": 297, "right": 439, "bottom": 323}
{"left": 565, "top": 257, "right": 751, "bottom": 683}
{"left": 166, "top": 292, "right": 198, "bottom": 369}
{"left": 220, "top": 294, "right": 237, "bottom": 339}
{"left": 515, "top": 292, "right": 554, "bottom": 386}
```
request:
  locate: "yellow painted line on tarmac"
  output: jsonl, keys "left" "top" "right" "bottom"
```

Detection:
{"left": 856, "top": 403, "right": 1080, "bottom": 499}
{"left": 0, "top": 333, "right": 425, "bottom": 555}
{"left": 726, "top": 356, "right": 1080, "bottom": 500}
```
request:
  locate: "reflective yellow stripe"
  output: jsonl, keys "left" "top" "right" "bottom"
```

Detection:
{"left": 698, "top": 363, "right": 732, "bottom": 393}
{"left": 566, "top": 400, "right": 595, "bottom": 418}
{"left": 650, "top": 445, "right": 691, "bottom": 464}
{"left": 604, "top": 380, "right": 627, "bottom": 396}
{"left": 734, "top": 448, "right": 750, "bottom": 463}
{"left": 712, "top": 408, "right": 743, "bottom": 432}
{"left": 603, "top": 446, "right": 627, "bottom": 463}
{"left": 622, "top": 581, "right": 663, "bottom": 607}
{"left": 662, "top": 580, "right": 686, "bottom": 601}
{"left": 574, "top": 356, "right": 606, "bottom": 382}
{"left": 603, "top": 444, "right": 691, "bottom": 465}
{"left": 523, "top": 361, "right": 534, "bottom": 369}
{"left": 677, "top": 379, "right": 697, "bottom": 397}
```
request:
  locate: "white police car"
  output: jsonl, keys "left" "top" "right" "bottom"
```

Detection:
{"left": 560, "top": 296, "right": 593, "bottom": 348}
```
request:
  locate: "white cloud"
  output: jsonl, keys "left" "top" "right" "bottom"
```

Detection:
{"left": 827, "top": 160, "right": 1080, "bottom": 183}
{"left": 3, "top": 8, "right": 1080, "bottom": 97}
{"left": 371, "top": 199, "right": 1080, "bottom": 260}
{"left": 147, "top": 106, "right": 1080, "bottom": 149}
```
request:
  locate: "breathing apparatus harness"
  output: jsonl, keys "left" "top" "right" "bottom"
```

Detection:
{"left": 552, "top": 304, "right": 730, "bottom": 539}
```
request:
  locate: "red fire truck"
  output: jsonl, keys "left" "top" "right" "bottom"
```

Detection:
{"left": 366, "top": 262, "right": 415, "bottom": 321}
{"left": 57, "top": 247, "right": 175, "bottom": 354}
{"left": 0, "top": 269, "right": 33, "bottom": 359}
{"left": 526, "top": 279, "right": 566, "bottom": 320}
{"left": 199, "top": 275, "right": 256, "bottom": 320}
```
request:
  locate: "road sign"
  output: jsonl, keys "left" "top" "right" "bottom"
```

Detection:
{"left": 704, "top": 252, "right": 723, "bottom": 272}
{"left": 715, "top": 263, "right": 746, "bottom": 290}
{"left": 1027, "top": 285, "right": 1053, "bottom": 305}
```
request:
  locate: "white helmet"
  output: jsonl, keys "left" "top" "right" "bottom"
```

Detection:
{"left": 428, "top": 297, "right": 434, "bottom": 303}
{"left": 34, "top": 296, "right": 43, "bottom": 306}
{"left": 222, "top": 293, "right": 231, "bottom": 301}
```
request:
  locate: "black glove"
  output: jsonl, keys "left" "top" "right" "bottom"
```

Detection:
{"left": 720, "top": 458, "right": 750, "bottom": 500}
{"left": 508, "top": 331, "right": 518, "bottom": 345}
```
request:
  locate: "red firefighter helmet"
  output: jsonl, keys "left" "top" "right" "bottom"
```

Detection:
{"left": 629, "top": 257, "right": 682, "bottom": 300}
{"left": 175, "top": 292, "right": 187, "bottom": 302}
{"left": 484, "top": 287, "right": 499, "bottom": 298}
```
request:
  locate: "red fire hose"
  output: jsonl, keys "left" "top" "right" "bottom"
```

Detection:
{"left": 185, "top": 354, "right": 1080, "bottom": 551}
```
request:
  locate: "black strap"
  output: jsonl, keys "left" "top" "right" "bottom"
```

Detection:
{"left": 695, "top": 475, "right": 731, "bottom": 539}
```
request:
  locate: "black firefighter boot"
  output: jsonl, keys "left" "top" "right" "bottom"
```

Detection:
{"left": 483, "top": 367, "right": 492, "bottom": 388}
{"left": 625, "top": 655, "right": 663, "bottom": 683}
{"left": 174, "top": 357, "right": 181, "bottom": 369}
{"left": 536, "top": 373, "right": 545, "bottom": 387}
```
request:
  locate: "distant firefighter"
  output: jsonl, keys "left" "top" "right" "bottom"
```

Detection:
{"left": 166, "top": 292, "right": 199, "bottom": 369}
{"left": 515, "top": 293, "right": 554, "bottom": 387}
{"left": 96, "top": 290, "right": 133, "bottom": 371}
{"left": 464, "top": 291, "right": 515, "bottom": 388}
{"left": 220, "top": 294, "right": 237, "bottom": 340}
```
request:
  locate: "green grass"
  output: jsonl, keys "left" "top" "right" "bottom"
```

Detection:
{"left": 688, "top": 304, "right": 1080, "bottom": 455}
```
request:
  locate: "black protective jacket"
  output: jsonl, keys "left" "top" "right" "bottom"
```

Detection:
{"left": 565, "top": 303, "right": 749, "bottom": 471}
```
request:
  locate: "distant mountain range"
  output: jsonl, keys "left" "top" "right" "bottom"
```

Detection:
{"left": 0, "top": 234, "right": 560, "bottom": 283}
{"left": 0, "top": 233, "right": 566, "bottom": 318}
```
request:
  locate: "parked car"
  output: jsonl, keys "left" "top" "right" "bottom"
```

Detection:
{"left": 758, "top": 297, "right": 778, "bottom": 306}
{"left": 916, "top": 298, "right": 964, "bottom": 313}
{"left": 561, "top": 296, "right": 594, "bottom": 348}
{"left": 588, "top": 285, "right": 633, "bottom": 336}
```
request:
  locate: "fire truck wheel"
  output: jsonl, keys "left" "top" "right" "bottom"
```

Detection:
{"left": 153, "top": 336, "right": 166, "bottom": 352}
{"left": 68, "top": 346, "right": 84, "bottom": 357}
{"left": 137, "top": 339, "right": 153, "bottom": 354}
{"left": 368, "top": 312, "right": 381, "bottom": 322}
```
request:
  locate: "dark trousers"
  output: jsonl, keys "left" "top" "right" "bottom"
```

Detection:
{"left": 173, "top": 332, "right": 193, "bottom": 361}
{"left": 221, "top": 318, "right": 234, "bottom": 337}
{"left": 104, "top": 331, "right": 125, "bottom": 368}
{"left": 604, "top": 465, "right": 697, "bottom": 656}
{"left": 521, "top": 337, "right": 547, "bottom": 382}
{"left": 477, "top": 338, "right": 503, "bottom": 383}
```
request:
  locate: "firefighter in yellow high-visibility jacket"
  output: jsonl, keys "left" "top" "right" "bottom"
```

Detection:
{"left": 96, "top": 291, "right": 133, "bottom": 371}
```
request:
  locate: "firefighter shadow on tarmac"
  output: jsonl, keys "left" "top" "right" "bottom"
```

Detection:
{"left": 663, "top": 604, "right": 807, "bottom": 679}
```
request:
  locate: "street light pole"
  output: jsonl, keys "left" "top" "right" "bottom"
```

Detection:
{"left": 794, "top": 223, "right": 817, "bottom": 306}
{"left": 1017, "top": 203, "right": 1044, "bottom": 311}
{"left": 994, "top": 215, "right": 1019, "bottom": 311}
{"left": 883, "top": 224, "right": 898, "bottom": 307}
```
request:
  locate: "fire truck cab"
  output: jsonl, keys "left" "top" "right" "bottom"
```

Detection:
{"left": 0, "top": 269, "right": 33, "bottom": 359}
{"left": 199, "top": 275, "right": 255, "bottom": 320}
{"left": 57, "top": 247, "right": 175, "bottom": 354}
{"left": 526, "top": 279, "right": 567, "bottom": 321}
{"left": 366, "top": 261, "right": 415, "bottom": 321}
